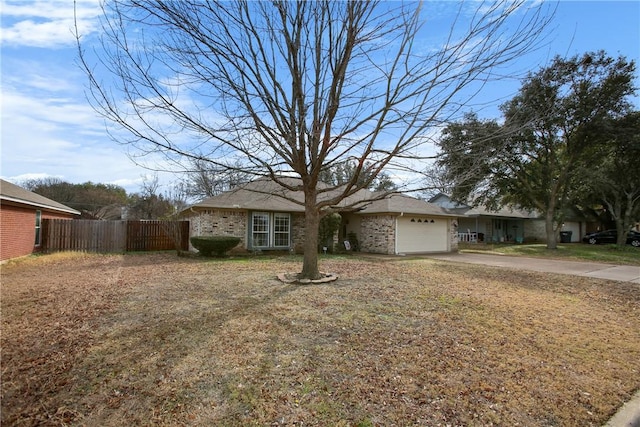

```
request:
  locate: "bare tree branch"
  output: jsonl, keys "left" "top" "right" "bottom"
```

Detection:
{"left": 75, "top": 0, "right": 554, "bottom": 277}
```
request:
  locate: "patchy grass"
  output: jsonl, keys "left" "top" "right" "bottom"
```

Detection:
{"left": 1, "top": 252, "right": 639, "bottom": 426}
{"left": 459, "top": 242, "right": 640, "bottom": 266}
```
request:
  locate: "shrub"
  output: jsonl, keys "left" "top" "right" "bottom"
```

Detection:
{"left": 318, "top": 213, "right": 342, "bottom": 253}
{"left": 190, "top": 236, "right": 241, "bottom": 257}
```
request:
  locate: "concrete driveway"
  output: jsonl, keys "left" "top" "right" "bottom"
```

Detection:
{"left": 426, "top": 252, "right": 640, "bottom": 284}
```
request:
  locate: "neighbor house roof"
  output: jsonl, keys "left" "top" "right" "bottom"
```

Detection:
{"left": 430, "top": 193, "right": 539, "bottom": 219}
{"left": 0, "top": 179, "right": 81, "bottom": 215}
{"left": 185, "top": 178, "right": 452, "bottom": 216}
{"left": 454, "top": 205, "right": 539, "bottom": 219}
{"left": 358, "top": 193, "right": 456, "bottom": 217}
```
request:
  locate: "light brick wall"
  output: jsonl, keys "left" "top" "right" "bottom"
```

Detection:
{"left": 186, "top": 209, "right": 456, "bottom": 256}
{"left": 186, "top": 209, "right": 305, "bottom": 253}
{"left": 187, "top": 209, "right": 248, "bottom": 250}
{"left": 524, "top": 219, "right": 547, "bottom": 243}
{"left": 291, "top": 213, "right": 305, "bottom": 254}
{"left": 359, "top": 215, "right": 396, "bottom": 254}
{"left": 1, "top": 204, "right": 74, "bottom": 261}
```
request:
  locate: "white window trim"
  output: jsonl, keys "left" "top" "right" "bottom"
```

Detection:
{"left": 34, "top": 210, "right": 42, "bottom": 246}
{"left": 252, "top": 212, "right": 270, "bottom": 248}
{"left": 251, "top": 212, "right": 291, "bottom": 249}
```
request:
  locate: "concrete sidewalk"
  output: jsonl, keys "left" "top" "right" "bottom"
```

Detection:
{"left": 426, "top": 252, "right": 640, "bottom": 283}
{"left": 604, "top": 390, "right": 640, "bottom": 427}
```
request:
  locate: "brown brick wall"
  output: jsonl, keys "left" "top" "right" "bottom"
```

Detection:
{"left": 1, "top": 204, "right": 74, "bottom": 261}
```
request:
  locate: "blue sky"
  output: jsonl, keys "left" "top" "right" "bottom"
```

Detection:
{"left": 1, "top": 0, "right": 639, "bottom": 195}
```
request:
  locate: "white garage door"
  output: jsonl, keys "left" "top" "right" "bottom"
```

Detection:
{"left": 396, "top": 217, "right": 448, "bottom": 253}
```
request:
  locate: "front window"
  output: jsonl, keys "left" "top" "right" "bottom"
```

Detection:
{"left": 252, "top": 213, "right": 270, "bottom": 247}
{"left": 251, "top": 212, "right": 290, "bottom": 248}
{"left": 273, "top": 213, "right": 290, "bottom": 247}
{"left": 34, "top": 210, "right": 42, "bottom": 246}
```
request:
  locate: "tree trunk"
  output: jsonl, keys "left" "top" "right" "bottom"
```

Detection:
{"left": 620, "top": 192, "right": 637, "bottom": 245}
{"left": 615, "top": 195, "right": 627, "bottom": 246}
{"left": 300, "top": 194, "right": 321, "bottom": 280}
{"left": 615, "top": 223, "right": 627, "bottom": 246}
{"left": 604, "top": 195, "right": 627, "bottom": 247}
{"left": 545, "top": 207, "right": 557, "bottom": 250}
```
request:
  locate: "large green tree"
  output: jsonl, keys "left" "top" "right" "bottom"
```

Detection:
{"left": 583, "top": 112, "right": 640, "bottom": 245}
{"left": 77, "top": 0, "right": 553, "bottom": 278}
{"left": 438, "top": 52, "right": 636, "bottom": 249}
{"left": 436, "top": 112, "right": 503, "bottom": 205}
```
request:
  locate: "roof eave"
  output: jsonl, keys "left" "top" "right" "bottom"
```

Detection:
{"left": 0, "top": 196, "right": 81, "bottom": 216}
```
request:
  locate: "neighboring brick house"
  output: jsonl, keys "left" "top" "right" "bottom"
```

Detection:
{"left": 1, "top": 179, "right": 80, "bottom": 261}
{"left": 182, "top": 178, "right": 458, "bottom": 255}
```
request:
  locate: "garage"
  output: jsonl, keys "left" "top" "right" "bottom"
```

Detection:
{"left": 396, "top": 216, "right": 449, "bottom": 254}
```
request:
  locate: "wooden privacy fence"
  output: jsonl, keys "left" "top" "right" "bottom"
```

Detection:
{"left": 42, "top": 219, "right": 190, "bottom": 253}
{"left": 126, "top": 220, "right": 189, "bottom": 252}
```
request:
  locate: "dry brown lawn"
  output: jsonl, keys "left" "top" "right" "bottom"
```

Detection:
{"left": 1, "top": 252, "right": 639, "bottom": 426}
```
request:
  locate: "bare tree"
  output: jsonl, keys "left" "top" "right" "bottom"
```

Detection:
{"left": 319, "top": 160, "right": 397, "bottom": 192}
{"left": 127, "top": 175, "right": 174, "bottom": 219}
{"left": 76, "top": 0, "right": 553, "bottom": 279}
{"left": 184, "top": 158, "right": 250, "bottom": 200}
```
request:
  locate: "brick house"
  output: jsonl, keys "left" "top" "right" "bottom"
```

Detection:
{"left": 1, "top": 179, "right": 80, "bottom": 261}
{"left": 182, "top": 178, "right": 458, "bottom": 255}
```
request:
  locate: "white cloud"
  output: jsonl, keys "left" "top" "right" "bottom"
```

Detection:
{"left": 3, "top": 66, "right": 79, "bottom": 93}
{"left": 1, "top": 74, "right": 138, "bottom": 191}
{"left": 0, "top": 0, "right": 102, "bottom": 48}
{"left": 0, "top": 78, "right": 183, "bottom": 194}
{"left": 2, "top": 172, "right": 64, "bottom": 184}
{"left": 1, "top": 85, "right": 101, "bottom": 134}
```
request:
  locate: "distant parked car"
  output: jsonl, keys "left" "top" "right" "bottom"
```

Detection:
{"left": 582, "top": 229, "right": 640, "bottom": 247}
